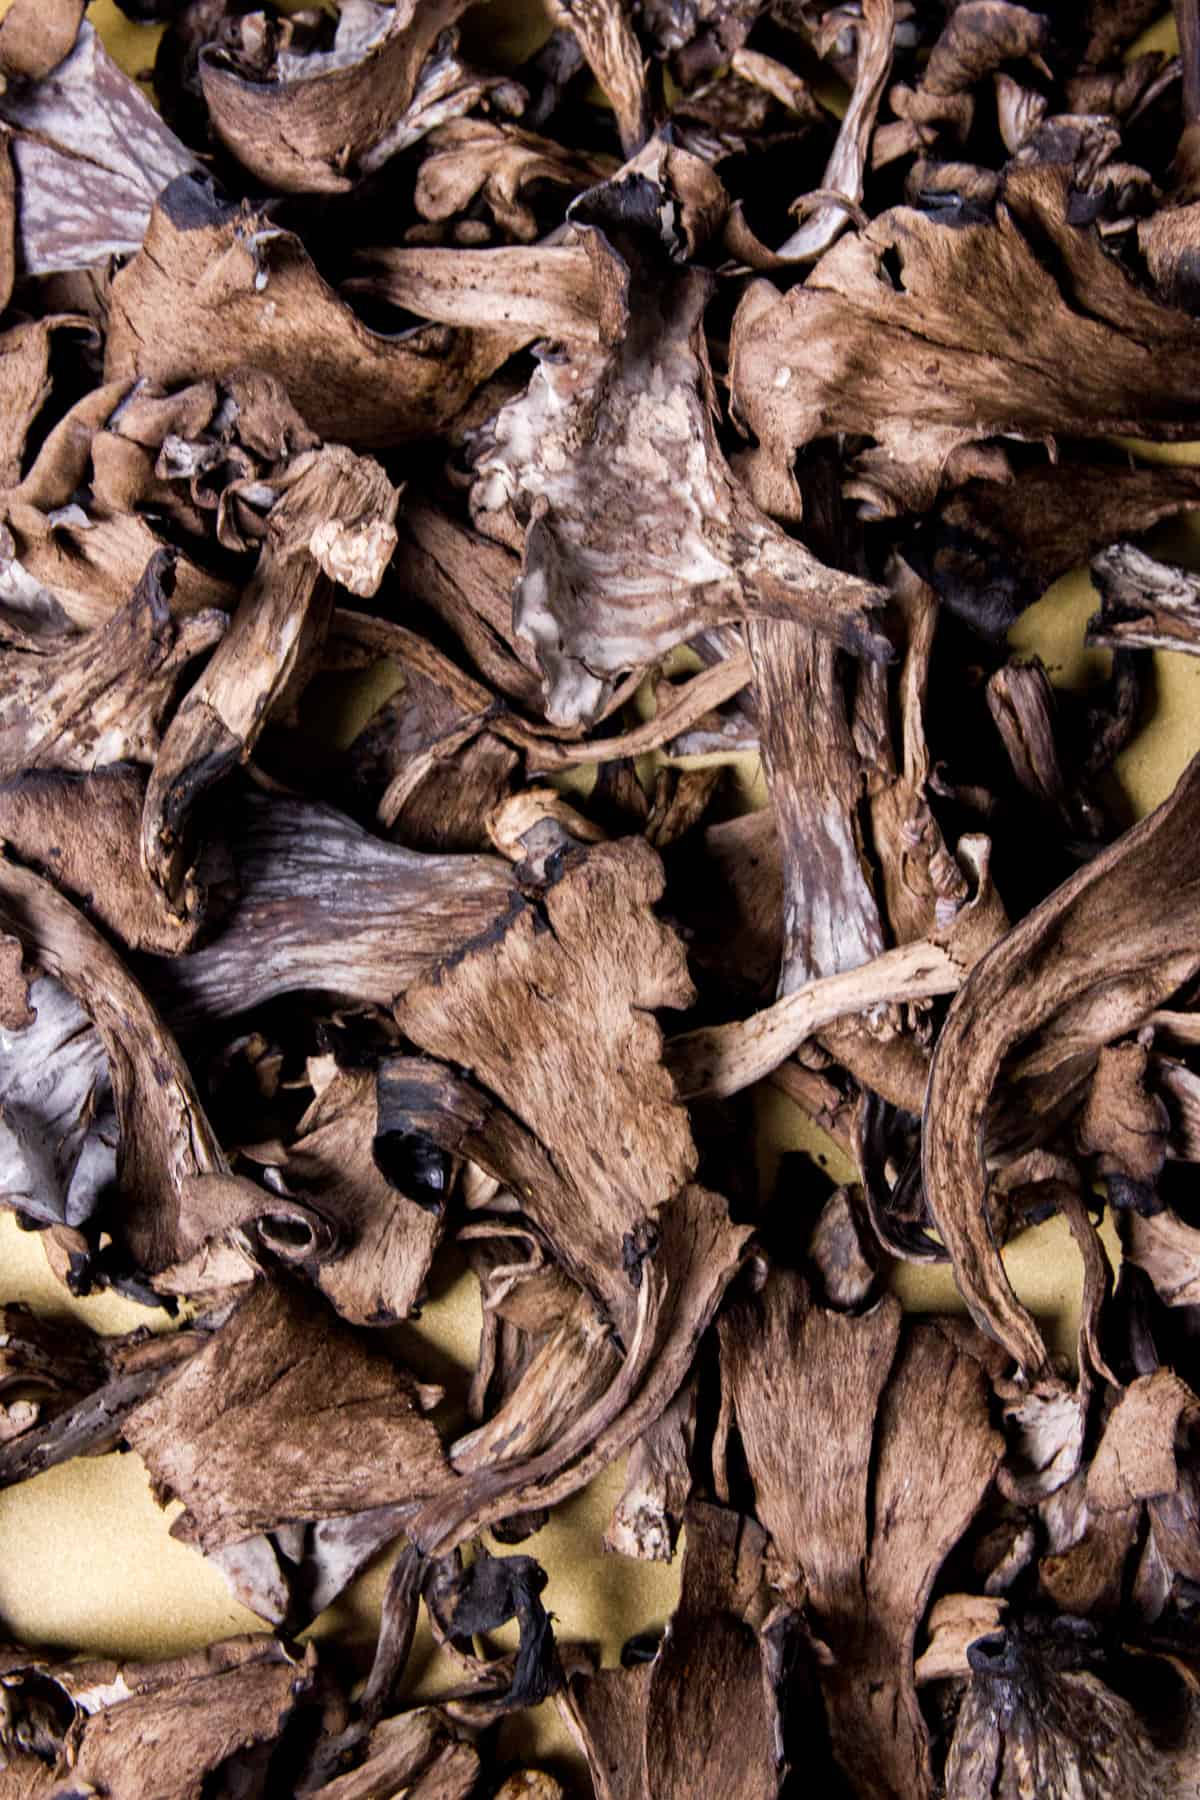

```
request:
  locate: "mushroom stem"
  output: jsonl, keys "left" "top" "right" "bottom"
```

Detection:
{"left": 1178, "top": 0, "right": 1200, "bottom": 124}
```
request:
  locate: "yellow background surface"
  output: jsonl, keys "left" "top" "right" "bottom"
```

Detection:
{"left": 0, "top": 2, "right": 1198, "bottom": 1789}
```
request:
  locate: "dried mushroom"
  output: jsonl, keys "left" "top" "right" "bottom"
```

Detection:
{"left": 0, "top": 14, "right": 196, "bottom": 277}
{"left": 106, "top": 177, "right": 519, "bottom": 449}
{"left": 141, "top": 444, "right": 399, "bottom": 915}
{"left": 564, "top": 1501, "right": 783, "bottom": 1799}
{"left": 731, "top": 164, "right": 1200, "bottom": 514}
{"left": 196, "top": 0, "right": 487, "bottom": 195}
{"left": 395, "top": 837, "right": 697, "bottom": 1330}
{"left": 0, "top": 548, "right": 225, "bottom": 782}
{"left": 122, "top": 1275, "right": 455, "bottom": 1551}
{"left": 150, "top": 787, "right": 520, "bottom": 1023}
{"left": 0, "top": 1634, "right": 316, "bottom": 1800}
{"left": 468, "top": 171, "right": 890, "bottom": 727}
{"left": 924, "top": 751, "right": 1200, "bottom": 1375}
{"left": 5, "top": 1, "right": 1200, "bottom": 1795}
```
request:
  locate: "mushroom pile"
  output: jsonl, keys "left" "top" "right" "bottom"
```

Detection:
{"left": 3, "top": 0, "right": 1200, "bottom": 1793}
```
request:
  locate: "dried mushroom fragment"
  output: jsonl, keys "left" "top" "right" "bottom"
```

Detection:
{"left": 748, "top": 621, "right": 883, "bottom": 994}
{"left": 986, "top": 657, "right": 1103, "bottom": 842}
{"left": 671, "top": 804, "right": 782, "bottom": 1001}
{"left": 142, "top": 445, "right": 398, "bottom": 914}
{"left": 565, "top": 1501, "right": 781, "bottom": 1799}
{"left": 922, "top": 2, "right": 1050, "bottom": 98}
{"left": 0, "top": 354, "right": 291, "bottom": 640}
{"left": 0, "top": 1302, "right": 202, "bottom": 1487}
{"left": 775, "top": 0, "right": 894, "bottom": 262}
{"left": 0, "top": 483, "right": 239, "bottom": 644}
{"left": 732, "top": 166, "right": 1200, "bottom": 513}
{"left": 640, "top": 1503, "right": 781, "bottom": 1799}
{"left": 0, "top": 849, "right": 325, "bottom": 1296}
{"left": 9, "top": 0, "right": 1200, "bottom": 1792}
{"left": 0, "top": 15, "right": 196, "bottom": 276}
{"left": 91, "top": 366, "right": 320, "bottom": 552}
{"left": 943, "top": 1621, "right": 1194, "bottom": 1799}
{"left": 106, "top": 177, "right": 520, "bottom": 449}
{"left": 1089, "top": 541, "right": 1200, "bottom": 655}
{"left": 864, "top": 560, "right": 974, "bottom": 964}
{"left": 383, "top": 501, "right": 542, "bottom": 709}
{"left": 912, "top": 461, "right": 1200, "bottom": 637}
{"left": 719, "top": 1276, "right": 1001, "bottom": 1797}
{"left": 668, "top": 933, "right": 963, "bottom": 1101}
{"left": 0, "top": 969, "right": 116, "bottom": 1231}
{"left": 396, "top": 838, "right": 696, "bottom": 1328}
{"left": 198, "top": 0, "right": 482, "bottom": 194}
{"left": 1038, "top": 1475, "right": 1136, "bottom": 1619}
{"left": 470, "top": 172, "right": 890, "bottom": 727}
{"left": 604, "top": 1379, "right": 694, "bottom": 1560}
{"left": 0, "top": 548, "right": 225, "bottom": 781}
{"left": 560, "top": 1662, "right": 652, "bottom": 1800}
{"left": 412, "top": 119, "right": 616, "bottom": 242}
{"left": 0, "top": 766, "right": 196, "bottom": 955}
{"left": 282, "top": 1062, "right": 444, "bottom": 1327}
{"left": 347, "top": 243, "right": 603, "bottom": 342}
{"left": 1078, "top": 1040, "right": 1169, "bottom": 1184}
{"left": 0, "top": 1301, "right": 102, "bottom": 1445}
{"left": 1141, "top": 198, "right": 1200, "bottom": 312}
{"left": 0, "top": 316, "right": 92, "bottom": 494}
{"left": 0, "top": 929, "right": 31, "bottom": 1028}
{"left": 914, "top": 1592, "right": 1007, "bottom": 1684}
{"left": 848, "top": 1323, "right": 1002, "bottom": 1798}
{"left": 303, "top": 1711, "right": 479, "bottom": 1800}
{"left": 329, "top": 610, "right": 523, "bottom": 848}
{"left": 1124, "top": 1203, "right": 1200, "bottom": 1306}
{"left": 152, "top": 787, "right": 519, "bottom": 1023}
{"left": 924, "top": 750, "right": 1200, "bottom": 1374}
{"left": 452, "top": 1282, "right": 622, "bottom": 1479}
{"left": 123, "top": 1275, "right": 457, "bottom": 1552}
{"left": 718, "top": 1269, "right": 902, "bottom": 1598}
{"left": 1087, "top": 1368, "right": 1200, "bottom": 1513}
{"left": 544, "top": 0, "right": 650, "bottom": 157}
{"left": 406, "top": 1184, "right": 749, "bottom": 1554}
{"left": 425, "top": 1545, "right": 562, "bottom": 1713}
{"left": 0, "top": 1635, "right": 315, "bottom": 1800}
{"left": 0, "top": 0, "right": 85, "bottom": 83}
{"left": 207, "top": 1498, "right": 427, "bottom": 1633}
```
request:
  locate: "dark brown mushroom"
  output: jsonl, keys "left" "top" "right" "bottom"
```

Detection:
{"left": 122, "top": 1274, "right": 457, "bottom": 1552}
